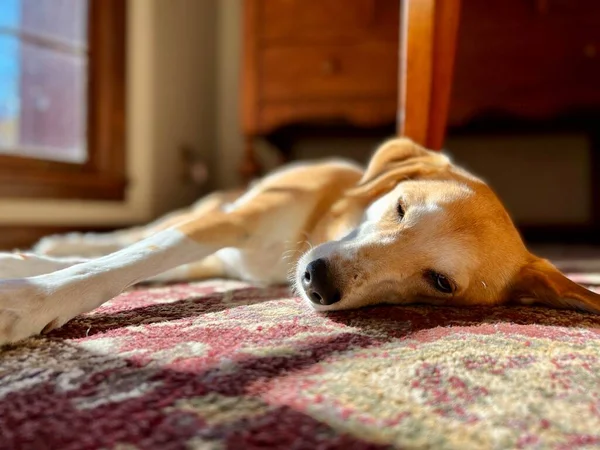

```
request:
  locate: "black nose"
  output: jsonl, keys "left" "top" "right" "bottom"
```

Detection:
{"left": 302, "top": 258, "right": 341, "bottom": 305}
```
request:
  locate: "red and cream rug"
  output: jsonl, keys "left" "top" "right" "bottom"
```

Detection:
{"left": 2, "top": 275, "right": 600, "bottom": 449}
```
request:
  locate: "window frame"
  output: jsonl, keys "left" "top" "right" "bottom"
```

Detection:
{"left": 0, "top": 0, "right": 127, "bottom": 200}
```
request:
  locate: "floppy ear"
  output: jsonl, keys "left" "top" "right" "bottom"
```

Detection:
{"left": 510, "top": 257, "right": 600, "bottom": 314}
{"left": 346, "top": 138, "right": 451, "bottom": 198}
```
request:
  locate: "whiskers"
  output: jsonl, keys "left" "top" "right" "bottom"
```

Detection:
{"left": 281, "top": 238, "right": 312, "bottom": 263}
{"left": 280, "top": 249, "right": 297, "bottom": 262}
{"left": 286, "top": 260, "right": 302, "bottom": 296}
{"left": 282, "top": 237, "right": 313, "bottom": 296}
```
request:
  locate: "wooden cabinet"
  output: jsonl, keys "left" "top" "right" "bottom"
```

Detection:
{"left": 258, "top": 0, "right": 399, "bottom": 43}
{"left": 241, "top": 0, "right": 401, "bottom": 178}
{"left": 260, "top": 43, "right": 398, "bottom": 102}
{"left": 240, "top": 0, "right": 599, "bottom": 233}
{"left": 450, "top": 0, "right": 600, "bottom": 127}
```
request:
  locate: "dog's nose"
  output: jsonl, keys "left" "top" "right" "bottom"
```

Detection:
{"left": 302, "top": 258, "right": 341, "bottom": 305}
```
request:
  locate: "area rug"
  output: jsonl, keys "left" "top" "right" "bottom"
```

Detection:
{"left": 2, "top": 275, "right": 600, "bottom": 450}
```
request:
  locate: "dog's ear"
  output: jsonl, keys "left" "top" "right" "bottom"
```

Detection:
{"left": 510, "top": 257, "right": 600, "bottom": 314}
{"left": 346, "top": 138, "right": 451, "bottom": 198}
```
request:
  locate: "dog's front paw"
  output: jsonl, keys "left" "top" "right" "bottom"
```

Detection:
{"left": 0, "top": 279, "right": 70, "bottom": 346}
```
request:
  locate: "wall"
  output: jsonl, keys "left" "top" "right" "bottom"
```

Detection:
{"left": 447, "top": 135, "right": 591, "bottom": 225}
{"left": 0, "top": 0, "right": 218, "bottom": 225}
{"left": 151, "top": 0, "right": 217, "bottom": 216}
{"left": 215, "top": 0, "right": 244, "bottom": 189}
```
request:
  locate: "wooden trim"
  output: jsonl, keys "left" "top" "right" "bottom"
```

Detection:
{"left": 0, "top": 170, "right": 125, "bottom": 200}
{"left": 0, "top": 153, "right": 85, "bottom": 171}
{"left": 398, "top": 0, "right": 461, "bottom": 150}
{"left": 0, "top": 0, "right": 127, "bottom": 201}
{"left": 88, "top": 0, "right": 127, "bottom": 180}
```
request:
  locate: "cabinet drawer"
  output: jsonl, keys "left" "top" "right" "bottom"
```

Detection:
{"left": 260, "top": 43, "right": 399, "bottom": 102}
{"left": 258, "top": 0, "right": 399, "bottom": 44}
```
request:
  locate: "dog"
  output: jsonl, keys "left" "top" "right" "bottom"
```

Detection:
{"left": 0, "top": 138, "right": 598, "bottom": 345}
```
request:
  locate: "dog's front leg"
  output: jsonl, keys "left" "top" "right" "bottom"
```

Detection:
{"left": 0, "top": 209, "right": 255, "bottom": 345}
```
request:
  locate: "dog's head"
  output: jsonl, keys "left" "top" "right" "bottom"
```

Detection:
{"left": 296, "top": 138, "right": 600, "bottom": 314}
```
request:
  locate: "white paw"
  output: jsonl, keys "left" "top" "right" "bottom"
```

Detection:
{"left": 0, "top": 279, "right": 72, "bottom": 345}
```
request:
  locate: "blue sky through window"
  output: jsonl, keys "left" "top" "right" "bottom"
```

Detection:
{"left": 0, "top": 0, "right": 20, "bottom": 122}
{"left": 0, "top": 0, "right": 20, "bottom": 28}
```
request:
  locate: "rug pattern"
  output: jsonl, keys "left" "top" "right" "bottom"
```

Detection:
{"left": 2, "top": 276, "right": 600, "bottom": 449}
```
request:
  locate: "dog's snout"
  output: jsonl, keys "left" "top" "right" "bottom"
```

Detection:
{"left": 302, "top": 258, "right": 341, "bottom": 305}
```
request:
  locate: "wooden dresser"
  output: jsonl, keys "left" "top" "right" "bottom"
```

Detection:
{"left": 239, "top": 0, "right": 600, "bottom": 235}
{"left": 240, "top": 0, "right": 400, "bottom": 178}
{"left": 240, "top": 0, "right": 600, "bottom": 176}
{"left": 449, "top": 0, "right": 600, "bottom": 128}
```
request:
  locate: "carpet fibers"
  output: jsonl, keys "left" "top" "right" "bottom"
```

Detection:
{"left": 2, "top": 275, "right": 600, "bottom": 449}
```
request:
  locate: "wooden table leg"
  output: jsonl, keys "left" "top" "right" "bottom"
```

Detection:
{"left": 398, "top": 0, "right": 461, "bottom": 150}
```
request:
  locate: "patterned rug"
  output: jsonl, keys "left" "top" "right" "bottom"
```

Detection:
{"left": 2, "top": 275, "right": 600, "bottom": 449}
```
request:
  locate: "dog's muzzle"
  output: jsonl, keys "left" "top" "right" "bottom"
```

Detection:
{"left": 301, "top": 258, "right": 341, "bottom": 306}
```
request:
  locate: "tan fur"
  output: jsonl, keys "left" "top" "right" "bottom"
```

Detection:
{"left": 171, "top": 138, "right": 600, "bottom": 313}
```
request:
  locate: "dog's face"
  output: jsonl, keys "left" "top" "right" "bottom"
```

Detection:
{"left": 296, "top": 138, "right": 600, "bottom": 314}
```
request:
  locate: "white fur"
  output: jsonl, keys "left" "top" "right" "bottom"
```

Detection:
{"left": 0, "top": 229, "right": 210, "bottom": 343}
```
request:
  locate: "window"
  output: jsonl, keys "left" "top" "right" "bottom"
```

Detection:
{"left": 0, "top": 0, "right": 126, "bottom": 200}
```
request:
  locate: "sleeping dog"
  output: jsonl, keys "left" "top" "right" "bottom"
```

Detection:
{"left": 0, "top": 138, "right": 598, "bottom": 344}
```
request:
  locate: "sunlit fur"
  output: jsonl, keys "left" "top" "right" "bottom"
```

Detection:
{"left": 289, "top": 139, "right": 600, "bottom": 314}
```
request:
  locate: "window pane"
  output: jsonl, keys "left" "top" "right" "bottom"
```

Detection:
{"left": 20, "top": 41, "right": 87, "bottom": 162}
{"left": 0, "top": 35, "right": 19, "bottom": 149}
{"left": 0, "top": 1, "right": 88, "bottom": 163}
{"left": 0, "top": 0, "right": 20, "bottom": 30}
{"left": 0, "top": 35, "right": 87, "bottom": 163}
{"left": 0, "top": 0, "right": 89, "bottom": 46}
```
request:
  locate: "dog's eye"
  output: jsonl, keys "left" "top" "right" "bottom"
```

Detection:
{"left": 397, "top": 202, "right": 405, "bottom": 220}
{"left": 426, "top": 271, "right": 454, "bottom": 294}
